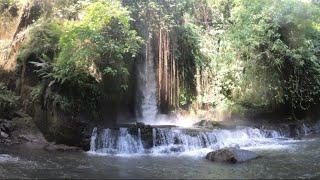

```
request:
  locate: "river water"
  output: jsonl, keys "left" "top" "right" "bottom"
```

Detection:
{"left": 1, "top": 134, "right": 320, "bottom": 179}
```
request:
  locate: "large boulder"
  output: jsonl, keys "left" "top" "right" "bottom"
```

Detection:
{"left": 33, "top": 101, "right": 93, "bottom": 151}
{"left": 206, "top": 148, "right": 259, "bottom": 163}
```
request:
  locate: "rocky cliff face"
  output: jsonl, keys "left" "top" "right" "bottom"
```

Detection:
{"left": 0, "top": 1, "right": 42, "bottom": 73}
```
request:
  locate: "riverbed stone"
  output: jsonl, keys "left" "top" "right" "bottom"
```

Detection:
{"left": 206, "top": 148, "right": 259, "bottom": 163}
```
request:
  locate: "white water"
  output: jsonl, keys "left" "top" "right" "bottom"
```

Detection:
{"left": 137, "top": 36, "right": 158, "bottom": 123}
{"left": 0, "top": 154, "right": 19, "bottom": 163}
{"left": 90, "top": 128, "right": 144, "bottom": 154}
{"left": 89, "top": 126, "right": 290, "bottom": 156}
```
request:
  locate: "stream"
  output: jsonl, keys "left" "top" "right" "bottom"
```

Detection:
{"left": 1, "top": 128, "right": 320, "bottom": 179}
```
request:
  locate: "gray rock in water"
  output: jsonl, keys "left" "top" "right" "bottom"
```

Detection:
{"left": 0, "top": 131, "right": 9, "bottom": 138}
{"left": 169, "top": 145, "right": 184, "bottom": 152}
{"left": 0, "top": 119, "right": 12, "bottom": 133}
{"left": 206, "top": 148, "right": 259, "bottom": 163}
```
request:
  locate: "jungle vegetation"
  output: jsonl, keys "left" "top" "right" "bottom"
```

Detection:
{"left": 1, "top": 0, "right": 320, "bottom": 120}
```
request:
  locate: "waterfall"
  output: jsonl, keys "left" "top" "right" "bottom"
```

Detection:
{"left": 89, "top": 127, "right": 97, "bottom": 152}
{"left": 90, "top": 128, "right": 144, "bottom": 154}
{"left": 89, "top": 126, "right": 284, "bottom": 156}
{"left": 137, "top": 35, "right": 158, "bottom": 123}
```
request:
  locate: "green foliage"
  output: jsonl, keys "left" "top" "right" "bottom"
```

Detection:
{"left": 176, "top": 23, "right": 202, "bottom": 106}
{"left": 52, "top": 1, "right": 141, "bottom": 97}
{"left": 170, "top": 0, "right": 320, "bottom": 118}
{"left": 193, "top": 0, "right": 320, "bottom": 116}
{"left": 52, "top": 0, "right": 82, "bottom": 20}
{"left": 50, "top": 92, "right": 72, "bottom": 112}
{"left": 29, "top": 83, "right": 45, "bottom": 103}
{"left": 18, "top": 19, "right": 62, "bottom": 63}
{"left": 123, "top": 0, "right": 192, "bottom": 31}
{"left": 14, "top": 0, "right": 320, "bottom": 120}
{"left": 0, "top": 83, "right": 20, "bottom": 118}
{"left": 23, "top": 1, "right": 141, "bottom": 120}
{"left": 0, "top": 0, "right": 14, "bottom": 15}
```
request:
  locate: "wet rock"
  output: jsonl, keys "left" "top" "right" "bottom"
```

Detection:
{"left": 0, "top": 119, "right": 13, "bottom": 134}
{"left": 193, "top": 120, "right": 221, "bottom": 129}
{"left": 288, "top": 124, "right": 301, "bottom": 139}
{"left": 170, "top": 145, "right": 184, "bottom": 152}
{"left": 0, "top": 131, "right": 9, "bottom": 138}
{"left": 44, "top": 143, "right": 83, "bottom": 152}
{"left": 128, "top": 122, "right": 154, "bottom": 149}
{"left": 0, "top": 119, "right": 13, "bottom": 140}
{"left": 33, "top": 101, "right": 93, "bottom": 151}
{"left": 206, "top": 148, "right": 259, "bottom": 163}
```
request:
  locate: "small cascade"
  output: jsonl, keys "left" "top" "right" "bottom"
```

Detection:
{"left": 152, "top": 128, "right": 157, "bottom": 148}
{"left": 152, "top": 129, "right": 218, "bottom": 153}
{"left": 90, "top": 128, "right": 144, "bottom": 154}
{"left": 89, "top": 127, "right": 98, "bottom": 152}
{"left": 89, "top": 126, "right": 284, "bottom": 156}
{"left": 137, "top": 128, "right": 144, "bottom": 153}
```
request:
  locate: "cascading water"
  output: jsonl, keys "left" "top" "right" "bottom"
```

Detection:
{"left": 89, "top": 126, "right": 285, "bottom": 156}
{"left": 90, "top": 128, "right": 144, "bottom": 154}
{"left": 137, "top": 35, "right": 158, "bottom": 123}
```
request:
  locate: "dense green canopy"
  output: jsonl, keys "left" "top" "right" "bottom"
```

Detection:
{"left": 9, "top": 0, "right": 320, "bottom": 120}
